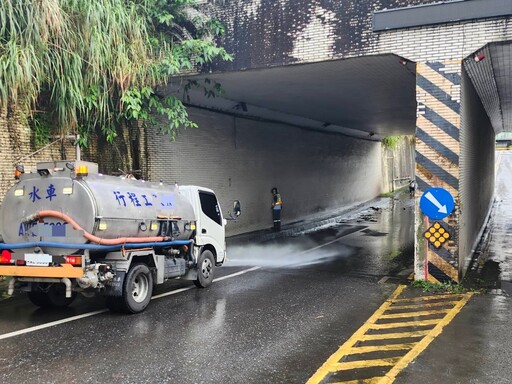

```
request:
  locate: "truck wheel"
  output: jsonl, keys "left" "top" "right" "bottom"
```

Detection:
{"left": 27, "top": 283, "right": 76, "bottom": 308}
{"left": 27, "top": 289, "right": 51, "bottom": 308}
{"left": 104, "top": 297, "right": 123, "bottom": 313}
{"left": 194, "top": 250, "right": 215, "bottom": 288}
{"left": 119, "top": 263, "right": 153, "bottom": 314}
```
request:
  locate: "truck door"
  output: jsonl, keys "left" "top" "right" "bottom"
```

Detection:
{"left": 197, "top": 190, "right": 225, "bottom": 263}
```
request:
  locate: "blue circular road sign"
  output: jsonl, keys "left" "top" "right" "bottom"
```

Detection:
{"left": 419, "top": 188, "right": 455, "bottom": 220}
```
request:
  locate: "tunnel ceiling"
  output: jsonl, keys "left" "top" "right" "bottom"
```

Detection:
{"left": 164, "top": 54, "right": 417, "bottom": 139}
{"left": 464, "top": 40, "right": 512, "bottom": 134}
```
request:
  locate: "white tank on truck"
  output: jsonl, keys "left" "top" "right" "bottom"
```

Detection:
{"left": 0, "top": 160, "right": 241, "bottom": 313}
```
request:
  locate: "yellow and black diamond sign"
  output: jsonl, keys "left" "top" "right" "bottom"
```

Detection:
{"left": 424, "top": 221, "right": 451, "bottom": 249}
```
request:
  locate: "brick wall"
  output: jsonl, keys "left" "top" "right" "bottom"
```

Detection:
{"left": 204, "top": 1, "right": 512, "bottom": 68}
{"left": 147, "top": 107, "right": 383, "bottom": 235}
{"left": 0, "top": 107, "right": 76, "bottom": 203}
{"left": 203, "top": 0, "right": 439, "bottom": 70}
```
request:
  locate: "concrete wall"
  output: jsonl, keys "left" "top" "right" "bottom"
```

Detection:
{"left": 381, "top": 137, "right": 415, "bottom": 193}
{"left": 146, "top": 108, "right": 382, "bottom": 235}
{"left": 459, "top": 68, "right": 495, "bottom": 275}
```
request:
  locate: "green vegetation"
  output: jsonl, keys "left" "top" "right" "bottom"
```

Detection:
{"left": 411, "top": 279, "right": 469, "bottom": 294}
{"left": 381, "top": 136, "right": 402, "bottom": 149}
{"left": 0, "top": 0, "right": 232, "bottom": 145}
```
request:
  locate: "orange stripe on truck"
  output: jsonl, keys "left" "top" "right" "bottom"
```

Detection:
{"left": 0, "top": 264, "right": 83, "bottom": 278}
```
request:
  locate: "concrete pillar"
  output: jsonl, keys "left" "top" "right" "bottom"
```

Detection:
{"left": 415, "top": 61, "right": 462, "bottom": 283}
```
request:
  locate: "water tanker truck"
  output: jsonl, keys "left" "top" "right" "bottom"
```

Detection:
{"left": 0, "top": 160, "right": 240, "bottom": 313}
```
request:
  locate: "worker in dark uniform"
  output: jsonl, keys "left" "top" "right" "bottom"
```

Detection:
{"left": 271, "top": 187, "right": 282, "bottom": 231}
{"left": 409, "top": 179, "right": 416, "bottom": 197}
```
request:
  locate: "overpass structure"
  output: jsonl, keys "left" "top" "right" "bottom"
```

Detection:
{"left": 151, "top": 0, "right": 512, "bottom": 283}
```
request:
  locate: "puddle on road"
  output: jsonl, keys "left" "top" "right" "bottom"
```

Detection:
{"left": 225, "top": 243, "right": 353, "bottom": 268}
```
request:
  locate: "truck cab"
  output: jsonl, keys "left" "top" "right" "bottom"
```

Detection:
{"left": 178, "top": 186, "right": 227, "bottom": 266}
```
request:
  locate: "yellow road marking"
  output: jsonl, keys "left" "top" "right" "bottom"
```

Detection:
{"left": 391, "top": 294, "right": 464, "bottom": 303}
{"left": 360, "top": 330, "right": 430, "bottom": 341}
{"left": 379, "top": 309, "right": 450, "bottom": 319}
{"left": 369, "top": 319, "right": 440, "bottom": 329}
{"left": 331, "top": 378, "right": 384, "bottom": 384}
{"left": 307, "top": 286, "right": 472, "bottom": 384}
{"left": 388, "top": 300, "right": 459, "bottom": 310}
{"left": 380, "top": 292, "right": 472, "bottom": 383}
{"left": 306, "top": 285, "right": 406, "bottom": 384}
{"left": 347, "top": 344, "right": 416, "bottom": 354}
{"left": 332, "top": 358, "right": 401, "bottom": 371}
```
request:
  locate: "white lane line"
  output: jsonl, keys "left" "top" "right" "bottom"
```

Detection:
{"left": 0, "top": 266, "right": 263, "bottom": 340}
{"left": 213, "top": 266, "right": 261, "bottom": 282}
{"left": 0, "top": 309, "right": 108, "bottom": 341}
{"left": 0, "top": 234, "right": 352, "bottom": 341}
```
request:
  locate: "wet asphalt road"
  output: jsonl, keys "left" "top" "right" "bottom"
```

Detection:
{"left": 0, "top": 196, "right": 415, "bottom": 384}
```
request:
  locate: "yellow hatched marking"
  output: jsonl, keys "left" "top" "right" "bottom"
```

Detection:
{"left": 306, "top": 285, "right": 406, "bottom": 384}
{"left": 391, "top": 294, "right": 463, "bottom": 303}
{"left": 379, "top": 309, "right": 450, "bottom": 319}
{"left": 331, "top": 378, "right": 384, "bottom": 384}
{"left": 347, "top": 344, "right": 416, "bottom": 354}
{"left": 379, "top": 292, "right": 472, "bottom": 383}
{"left": 360, "top": 330, "right": 431, "bottom": 341}
{"left": 307, "top": 287, "right": 472, "bottom": 384}
{"left": 369, "top": 319, "right": 440, "bottom": 329}
{"left": 387, "top": 301, "right": 459, "bottom": 310}
{"left": 332, "top": 358, "right": 401, "bottom": 371}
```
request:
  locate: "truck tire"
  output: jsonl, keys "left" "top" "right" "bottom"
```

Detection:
{"left": 27, "top": 283, "right": 76, "bottom": 308}
{"left": 194, "top": 250, "right": 215, "bottom": 288}
{"left": 118, "top": 263, "right": 153, "bottom": 314}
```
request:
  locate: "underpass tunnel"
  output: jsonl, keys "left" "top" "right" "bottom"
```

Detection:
{"left": 152, "top": 54, "right": 417, "bottom": 235}
{"left": 415, "top": 41, "right": 512, "bottom": 283}
{"left": 153, "top": 41, "right": 511, "bottom": 285}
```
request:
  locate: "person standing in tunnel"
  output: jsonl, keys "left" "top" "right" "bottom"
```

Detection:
{"left": 409, "top": 178, "right": 416, "bottom": 197}
{"left": 271, "top": 187, "right": 282, "bottom": 232}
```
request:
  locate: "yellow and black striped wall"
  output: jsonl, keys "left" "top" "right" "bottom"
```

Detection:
{"left": 415, "top": 61, "right": 461, "bottom": 284}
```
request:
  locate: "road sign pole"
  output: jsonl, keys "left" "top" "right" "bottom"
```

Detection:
{"left": 424, "top": 216, "right": 429, "bottom": 281}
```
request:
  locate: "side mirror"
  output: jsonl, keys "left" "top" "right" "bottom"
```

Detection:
{"left": 233, "top": 200, "right": 241, "bottom": 216}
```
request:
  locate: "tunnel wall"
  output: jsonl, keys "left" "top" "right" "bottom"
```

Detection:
{"left": 459, "top": 68, "right": 495, "bottom": 275}
{"left": 146, "top": 108, "right": 382, "bottom": 236}
{"left": 381, "top": 137, "right": 416, "bottom": 193}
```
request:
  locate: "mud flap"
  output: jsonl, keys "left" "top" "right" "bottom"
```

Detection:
{"left": 103, "top": 271, "right": 126, "bottom": 297}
